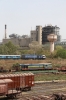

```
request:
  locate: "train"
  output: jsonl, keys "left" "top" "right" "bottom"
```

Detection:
{"left": 0, "top": 54, "right": 46, "bottom": 60}
{"left": 0, "top": 73, "right": 34, "bottom": 98}
{"left": 19, "top": 63, "right": 52, "bottom": 71}
{"left": 21, "top": 54, "right": 46, "bottom": 60}
{"left": 0, "top": 73, "right": 34, "bottom": 91}
{"left": 0, "top": 79, "right": 21, "bottom": 98}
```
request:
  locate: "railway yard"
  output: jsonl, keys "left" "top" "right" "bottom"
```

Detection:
{"left": 0, "top": 59, "right": 66, "bottom": 99}
{"left": 0, "top": 77, "right": 66, "bottom": 100}
{"left": 21, "top": 81, "right": 66, "bottom": 100}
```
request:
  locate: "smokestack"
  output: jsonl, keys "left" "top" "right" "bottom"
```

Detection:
{"left": 5, "top": 24, "right": 7, "bottom": 39}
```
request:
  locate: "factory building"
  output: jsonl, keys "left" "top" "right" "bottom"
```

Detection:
{"left": 30, "top": 26, "right": 42, "bottom": 45}
{"left": 42, "top": 25, "right": 60, "bottom": 44}
{"left": 3, "top": 35, "right": 31, "bottom": 47}
{"left": 2, "top": 24, "right": 61, "bottom": 48}
{"left": 30, "top": 25, "right": 61, "bottom": 45}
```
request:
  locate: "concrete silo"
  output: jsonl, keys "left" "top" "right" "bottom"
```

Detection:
{"left": 36, "top": 26, "right": 42, "bottom": 45}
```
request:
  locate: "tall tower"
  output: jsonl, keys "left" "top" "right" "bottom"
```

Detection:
{"left": 36, "top": 26, "right": 42, "bottom": 45}
{"left": 5, "top": 24, "right": 7, "bottom": 39}
{"left": 47, "top": 34, "right": 57, "bottom": 53}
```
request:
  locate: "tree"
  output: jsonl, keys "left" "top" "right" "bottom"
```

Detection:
{"left": 55, "top": 45, "right": 63, "bottom": 51}
{"left": 55, "top": 48, "right": 66, "bottom": 58}
{"left": 29, "top": 41, "right": 42, "bottom": 54}
{"left": 5, "top": 41, "right": 18, "bottom": 54}
{"left": 12, "top": 63, "right": 20, "bottom": 71}
{"left": 0, "top": 45, "right": 8, "bottom": 54}
{"left": 0, "top": 41, "right": 18, "bottom": 55}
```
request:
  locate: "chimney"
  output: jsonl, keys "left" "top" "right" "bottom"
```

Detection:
{"left": 5, "top": 24, "right": 7, "bottom": 39}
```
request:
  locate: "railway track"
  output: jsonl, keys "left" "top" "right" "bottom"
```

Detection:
{"left": 15, "top": 69, "right": 58, "bottom": 74}
{"left": 0, "top": 81, "right": 66, "bottom": 100}
{"left": 12, "top": 81, "right": 66, "bottom": 100}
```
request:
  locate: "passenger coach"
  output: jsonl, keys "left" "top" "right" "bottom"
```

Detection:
{"left": 0, "top": 55, "right": 21, "bottom": 59}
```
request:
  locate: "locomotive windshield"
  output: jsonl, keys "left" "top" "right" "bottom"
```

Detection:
{"left": 42, "top": 55, "right": 46, "bottom": 58}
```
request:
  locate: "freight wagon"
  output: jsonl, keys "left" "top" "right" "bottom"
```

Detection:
{"left": 0, "top": 79, "right": 21, "bottom": 98}
{"left": 0, "top": 73, "right": 34, "bottom": 91}
{"left": 57, "top": 66, "right": 66, "bottom": 72}
{"left": 20, "top": 63, "right": 52, "bottom": 71}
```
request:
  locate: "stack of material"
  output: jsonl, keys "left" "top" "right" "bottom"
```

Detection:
{"left": 51, "top": 93, "right": 66, "bottom": 100}
{"left": 26, "top": 94, "right": 66, "bottom": 100}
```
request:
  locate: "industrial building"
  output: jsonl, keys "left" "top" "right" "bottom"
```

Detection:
{"left": 30, "top": 25, "right": 61, "bottom": 44}
{"left": 30, "top": 26, "right": 42, "bottom": 45}
{"left": 2, "top": 24, "right": 61, "bottom": 48}
{"left": 42, "top": 25, "right": 61, "bottom": 44}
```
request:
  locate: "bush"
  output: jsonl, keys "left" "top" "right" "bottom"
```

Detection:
{"left": 12, "top": 63, "right": 20, "bottom": 71}
{"left": 55, "top": 49, "right": 66, "bottom": 58}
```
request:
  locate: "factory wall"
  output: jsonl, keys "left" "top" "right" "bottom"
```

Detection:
{"left": 3, "top": 38, "right": 31, "bottom": 47}
{"left": 19, "top": 38, "right": 31, "bottom": 47}
{"left": 30, "top": 30, "right": 37, "bottom": 41}
{"left": 3, "top": 38, "right": 19, "bottom": 46}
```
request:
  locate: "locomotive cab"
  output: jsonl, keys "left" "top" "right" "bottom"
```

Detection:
{"left": 42, "top": 55, "right": 46, "bottom": 59}
{"left": 20, "top": 64, "right": 29, "bottom": 71}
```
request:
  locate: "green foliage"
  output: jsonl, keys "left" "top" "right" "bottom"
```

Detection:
{"left": 0, "top": 41, "right": 18, "bottom": 54}
{"left": 35, "top": 73, "right": 66, "bottom": 81}
{"left": 47, "top": 46, "right": 63, "bottom": 58}
{"left": 29, "top": 41, "right": 42, "bottom": 54}
{"left": 0, "top": 45, "right": 8, "bottom": 54}
{"left": 20, "top": 50, "right": 29, "bottom": 54}
{"left": 36, "top": 48, "right": 44, "bottom": 55}
{"left": 55, "top": 45, "right": 63, "bottom": 50}
{"left": 2, "top": 41, "right": 65, "bottom": 58}
{"left": 12, "top": 63, "right": 20, "bottom": 71}
{"left": 12, "top": 63, "right": 19, "bottom": 67}
{"left": 5, "top": 41, "right": 17, "bottom": 54}
{"left": 53, "top": 63, "right": 61, "bottom": 68}
{"left": 55, "top": 48, "right": 66, "bottom": 58}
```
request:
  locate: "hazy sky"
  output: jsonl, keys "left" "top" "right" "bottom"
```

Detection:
{"left": 0, "top": 0, "right": 66, "bottom": 41}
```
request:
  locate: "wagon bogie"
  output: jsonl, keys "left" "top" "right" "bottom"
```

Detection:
{"left": 6, "top": 90, "right": 21, "bottom": 99}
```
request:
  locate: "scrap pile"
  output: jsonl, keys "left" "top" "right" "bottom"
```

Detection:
{"left": 20, "top": 93, "right": 66, "bottom": 100}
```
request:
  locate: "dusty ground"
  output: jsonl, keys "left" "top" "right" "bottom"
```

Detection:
{"left": 0, "top": 81, "right": 66, "bottom": 100}
{"left": 3, "top": 81, "right": 66, "bottom": 100}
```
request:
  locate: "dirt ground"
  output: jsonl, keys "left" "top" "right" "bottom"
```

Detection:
{"left": 0, "top": 58, "right": 66, "bottom": 70}
{"left": 2, "top": 81, "right": 66, "bottom": 100}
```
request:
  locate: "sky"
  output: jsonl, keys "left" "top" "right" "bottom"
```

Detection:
{"left": 0, "top": 0, "right": 66, "bottom": 41}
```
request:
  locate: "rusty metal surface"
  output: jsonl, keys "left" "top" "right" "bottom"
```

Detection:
{"left": 20, "top": 74, "right": 25, "bottom": 88}
{"left": 0, "top": 84, "right": 7, "bottom": 95}
{"left": 0, "top": 73, "right": 35, "bottom": 90}
{"left": 0, "top": 79, "right": 12, "bottom": 83}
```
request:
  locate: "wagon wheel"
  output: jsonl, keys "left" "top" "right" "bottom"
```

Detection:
{"left": 6, "top": 94, "right": 16, "bottom": 99}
